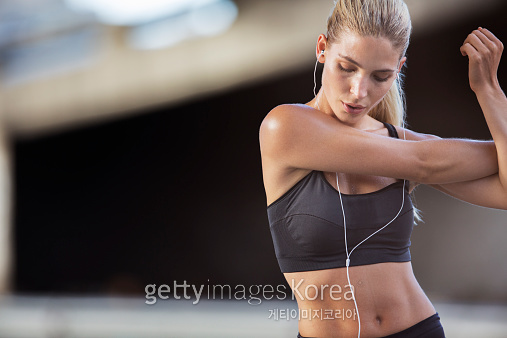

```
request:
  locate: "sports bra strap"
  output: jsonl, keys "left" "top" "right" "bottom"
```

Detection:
{"left": 383, "top": 122, "right": 399, "bottom": 139}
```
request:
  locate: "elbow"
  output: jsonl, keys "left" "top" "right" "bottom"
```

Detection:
{"left": 414, "top": 160, "right": 435, "bottom": 184}
{"left": 412, "top": 143, "right": 440, "bottom": 184}
{"left": 495, "top": 190, "right": 507, "bottom": 210}
{"left": 499, "top": 177, "right": 507, "bottom": 210}
{"left": 408, "top": 134, "right": 446, "bottom": 184}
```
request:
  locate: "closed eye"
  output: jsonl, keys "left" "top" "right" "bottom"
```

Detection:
{"left": 338, "top": 64, "right": 354, "bottom": 73}
{"left": 374, "top": 75, "right": 390, "bottom": 82}
{"left": 339, "top": 63, "right": 391, "bottom": 82}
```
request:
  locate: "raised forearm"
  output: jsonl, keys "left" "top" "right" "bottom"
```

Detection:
{"left": 461, "top": 27, "right": 507, "bottom": 190}
{"left": 476, "top": 86, "right": 507, "bottom": 188}
{"left": 425, "top": 91, "right": 507, "bottom": 208}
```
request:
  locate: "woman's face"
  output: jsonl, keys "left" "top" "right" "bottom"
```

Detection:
{"left": 319, "top": 32, "right": 405, "bottom": 126}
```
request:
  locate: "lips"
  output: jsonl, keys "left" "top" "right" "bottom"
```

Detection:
{"left": 342, "top": 101, "right": 366, "bottom": 115}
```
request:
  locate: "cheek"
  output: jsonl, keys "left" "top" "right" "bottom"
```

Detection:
{"left": 371, "top": 86, "right": 387, "bottom": 99}
{"left": 370, "top": 85, "right": 392, "bottom": 105}
{"left": 322, "top": 70, "right": 348, "bottom": 94}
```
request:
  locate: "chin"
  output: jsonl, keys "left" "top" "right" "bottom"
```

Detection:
{"left": 333, "top": 114, "right": 356, "bottom": 126}
{"left": 337, "top": 110, "right": 365, "bottom": 123}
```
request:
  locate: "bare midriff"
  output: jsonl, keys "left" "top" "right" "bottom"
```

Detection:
{"left": 284, "top": 261, "right": 436, "bottom": 337}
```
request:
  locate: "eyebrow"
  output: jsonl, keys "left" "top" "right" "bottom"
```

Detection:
{"left": 338, "top": 54, "right": 396, "bottom": 73}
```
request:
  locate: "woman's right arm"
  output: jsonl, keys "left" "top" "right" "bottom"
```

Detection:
{"left": 259, "top": 103, "right": 497, "bottom": 184}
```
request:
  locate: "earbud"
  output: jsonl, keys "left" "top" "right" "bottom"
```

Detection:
{"left": 320, "top": 50, "right": 325, "bottom": 55}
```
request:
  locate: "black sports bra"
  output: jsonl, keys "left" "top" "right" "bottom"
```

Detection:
{"left": 266, "top": 123, "right": 414, "bottom": 273}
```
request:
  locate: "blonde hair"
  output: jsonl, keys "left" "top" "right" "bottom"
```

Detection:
{"left": 326, "top": 0, "right": 412, "bottom": 127}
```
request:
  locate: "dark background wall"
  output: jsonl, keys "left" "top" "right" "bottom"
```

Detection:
{"left": 13, "top": 2, "right": 507, "bottom": 301}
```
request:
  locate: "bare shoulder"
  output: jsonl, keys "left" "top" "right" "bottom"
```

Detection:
{"left": 259, "top": 103, "right": 336, "bottom": 158}
{"left": 259, "top": 104, "right": 295, "bottom": 147}
{"left": 261, "top": 103, "right": 318, "bottom": 124}
{"left": 259, "top": 104, "right": 323, "bottom": 206}
{"left": 260, "top": 104, "right": 325, "bottom": 139}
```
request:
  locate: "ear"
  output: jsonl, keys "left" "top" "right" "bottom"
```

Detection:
{"left": 316, "top": 34, "right": 328, "bottom": 62}
{"left": 397, "top": 56, "right": 407, "bottom": 73}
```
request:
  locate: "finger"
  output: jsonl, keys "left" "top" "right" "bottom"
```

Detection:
{"left": 460, "top": 41, "right": 474, "bottom": 56}
{"left": 460, "top": 43, "right": 469, "bottom": 56}
{"left": 473, "top": 29, "right": 497, "bottom": 51}
{"left": 464, "top": 32, "right": 489, "bottom": 54}
{"left": 460, "top": 43, "right": 480, "bottom": 59}
{"left": 479, "top": 27, "right": 504, "bottom": 50}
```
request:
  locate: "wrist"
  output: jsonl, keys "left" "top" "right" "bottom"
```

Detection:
{"left": 474, "top": 80, "right": 505, "bottom": 100}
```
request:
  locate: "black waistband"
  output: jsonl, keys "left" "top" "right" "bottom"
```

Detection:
{"left": 297, "top": 312, "right": 445, "bottom": 338}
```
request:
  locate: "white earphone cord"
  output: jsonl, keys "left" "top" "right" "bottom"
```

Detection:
{"left": 313, "top": 53, "right": 407, "bottom": 338}
{"left": 337, "top": 126, "right": 407, "bottom": 338}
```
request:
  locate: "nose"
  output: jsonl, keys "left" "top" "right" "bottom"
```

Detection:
{"left": 350, "top": 75, "right": 368, "bottom": 100}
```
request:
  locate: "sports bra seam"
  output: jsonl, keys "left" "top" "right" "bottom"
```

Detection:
{"left": 281, "top": 257, "right": 413, "bottom": 272}
{"left": 270, "top": 207, "right": 414, "bottom": 229}
{"left": 266, "top": 170, "right": 315, "bottom": 210}
{"left": 399, "top": 206, "right": 415, "bottom": 217}
{"left": 318, "top": 170, "right": 408, "bottom": 196}
{"left": 269, "top": 213, "right": 340, "bottom": 228}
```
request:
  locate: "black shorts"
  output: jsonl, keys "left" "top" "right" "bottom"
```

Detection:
{"left": 297, "top": 312, "right": 445, "bottom": 338}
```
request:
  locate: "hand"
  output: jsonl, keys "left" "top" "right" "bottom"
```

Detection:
{"left": 460, "top": 27, "right": 504, "bottom": 94}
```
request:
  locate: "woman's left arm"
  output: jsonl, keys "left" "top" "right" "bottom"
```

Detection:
{"left": 397, "top": 129, "right": 506, "bottom": 209}
{"left": 403, "top": 27, "right": 507, "bottom": 210}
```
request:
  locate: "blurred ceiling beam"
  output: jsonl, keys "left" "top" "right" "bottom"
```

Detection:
{"left": 0, "top": 0, "right": 503, "bottom": 138}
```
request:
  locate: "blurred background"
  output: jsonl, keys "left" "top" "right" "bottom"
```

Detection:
{"left": 0, "top": 0, "right": 506, "bottom": 337}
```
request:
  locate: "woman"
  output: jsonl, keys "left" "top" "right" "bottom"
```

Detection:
{"left": 259, "top": 0, "right": 506, "bottom": 337}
